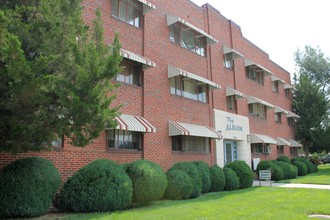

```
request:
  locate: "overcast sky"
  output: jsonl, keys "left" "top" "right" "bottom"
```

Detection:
{"left": 190, "top": 0, "right": 330, "bottom": 75}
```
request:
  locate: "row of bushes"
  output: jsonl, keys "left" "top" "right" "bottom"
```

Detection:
{"left": 0, "top": 157, "right": 255, "bottom": 218}
{"left": 256, "top": 155, "right": 318, "bottom": 181}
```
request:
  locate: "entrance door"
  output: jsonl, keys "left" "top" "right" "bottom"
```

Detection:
{"left": 224, "top": 140, "right": 238, "bottom": 164}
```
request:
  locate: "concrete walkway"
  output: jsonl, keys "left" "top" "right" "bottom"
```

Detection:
{"left": 253, "top": 180, "right": 330, "bottom": 190}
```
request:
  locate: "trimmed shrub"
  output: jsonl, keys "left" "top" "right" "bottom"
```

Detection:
{"left": 299, "top": 158, "right": 315, "bottom": 174}
{"left": 225, "top": 160, "right": 253, "bottom": 189}
{"left": 276, "top": 155, "right": 290, "bottom": 164}
{"left": 163, "top": 170, "right": 192, "bottom": 200}
{"left": 0, "top": 157, "right": 61, "bottom": 218}
{"left": 312, "top": 163, "right": 319, "bottom": 173}
{"left": 273, "top": 160, "right": 291, "bottom": 179}
{"left": 288, "top": 164, "right": 298, "bottom": 179}
{"left": 58, "top": 159, "right": 132, "bottom": 212}
{"left": 256, "top": 160, "right": 284, "bottom": 181}
{"left": 209, "top": 165, "right": 226, "bottom": 192}
{"left": 169, "top": 162, "right": 202, "bottom": 198}
{"left": 223, "top": 167, "right": 239, "bottom": 191}
{"left": 126, "top": 160, "right": 167, "bottom": 204}
{"left": 292, "top": 160, "right": 307, "bottom": 176}
{"left": 193, "top": 161, "right": 211, "bottom": 193}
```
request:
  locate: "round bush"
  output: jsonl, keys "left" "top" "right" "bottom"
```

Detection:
{"left": 209, "top": 165, "right": 226, "bottom": 192}
{"left": 225, "top": 160, "right": 253, "bottom": 189}
{"left": 296, "top": 158, "right": 315, "bottom": 174}
{"left": 292, "top": 160, "right": 307, "bottom": 176}
{"left": 193, "top": 161, "right": 211, "bottom": 193}
{"left": 273, "top": 160, "right": 291, "bottom": 179}
{"left": 256, "top": 160, "right": 284, "bottom": 181}
{"left": 163, "top": 170, "right": 192, "bottom": 200}
{"left": 223, "top": 167, "right": 239, "bottom": 191}
{"left": 169, "top": 162, "right": 202, "bottom": 198}
{"left": 0, "top": 157, "right": 61, "bottom": 218}
{"left": 288, "top": 164, "right": 298, "bottom": 179}
{"left": 126, "top": 160, "right": 167, "bottom": 204}
{"left": 276, "top": 155, "right": 290, "bottom": 164}
{"left": 58, "top": 159, "right": 132, "bottom": 212}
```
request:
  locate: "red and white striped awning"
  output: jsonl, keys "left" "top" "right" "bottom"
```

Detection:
{"left": 247, "top": 96, "right": 274, "bottom": 109}
{"left": 276, "top": 137, "right": 291, "bottom": 146}
{"left": 289, "top": 139, "right": 303, "bottom": 147}
{"left": 248, "top": 133, "right": 277, "bottom": 144}
{"left": 120, "top": 48, "right": 156, "bottom": 70}
{"left": 169, "top": 121, "right": 221, "bottom": 139}
{"left": 115, "top": 114, "right": 156, "bottom": 133}
{"left": 226, "top": 87, "right": 246, "bottom": 98}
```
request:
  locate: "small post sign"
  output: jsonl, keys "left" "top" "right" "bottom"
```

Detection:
{"left": 259, "top": 170, "right": 272, "bottom": 186}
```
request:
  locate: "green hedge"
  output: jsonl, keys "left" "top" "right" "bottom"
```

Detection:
{"left": 193, "top": 161, "right": 211, "bottom": 193}
{"left": 276, "top": 155, "right": 290, "bottom": 164}
{"left": 256, "top": 160, "right": 284, "bottom": 181}
{"left": 292, "top": 160, "right": 307, "bottom": 176}
{"left": 288, "top": 164, "right": 298, "bottom": 179}
{"left": 169, "top": 162, "right": 202, "bottom": 198}
{"left": 225, "top": 160, "right": 253, "bottom": 189}
{"left": 163, "top": 170, "right": 192, "bottom": 200}
{"left": 209, "top": 165, "right": 225, "bottom": 192}
{"left": 58, "top": 159, "right": 132, "bottom": 212}
{"left": 126, "top": 160, "right": 167, "bottom": 204}
{"left": 294, "top": 158, "right": 316, "bottom": 174}
{"left": 0, "top": 157, "right": 61, "bottom": 218}
{"left": 273, "top": 160, "right": 292, "bottom": 179}
{"left": 223, "top": 167, "right": 239, "bottom": 191}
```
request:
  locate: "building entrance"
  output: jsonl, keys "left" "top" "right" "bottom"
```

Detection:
{"left": 224, "top": 140, "right": 238, "bottom": 164}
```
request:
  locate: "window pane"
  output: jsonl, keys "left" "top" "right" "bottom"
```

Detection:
{"left": 127, "top": 5, "right": 134, "bottom": 25}
{"left": 111, "top": 0, "right": 119, "bottom": 16}
{"left": 172, "top": 136, "right": 182, "bottom": 151}
{"left": 183, "top": 79, "right": 197, "bottom": 100}
{"left": 107, "top": 130, "right": 115, "bottom": 148}
{"left": 119, "top": 1, "right": 127, "bottom": 21}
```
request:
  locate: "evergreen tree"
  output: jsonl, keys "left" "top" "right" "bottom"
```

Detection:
{"left": 0, "top": 0, "right": 122, "bottom": 152}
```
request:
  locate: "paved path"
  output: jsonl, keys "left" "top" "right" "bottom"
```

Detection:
{"left": 253, "top": 180, "right": 330, "bottom": 190}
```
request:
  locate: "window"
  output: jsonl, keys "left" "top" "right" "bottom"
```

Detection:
{"left": 274, "top": 112, "right": 282, "bottom": 123}
{"left": 170, "top": 76, "right": 208, "bottom": 103}
{"left": 172, "top": 136, "right": 209, "bottom": 152}
{"left": 277, "top": 145, "right": 284, "bottom": 155}
{"left": 248, "top": 103, "right": 267, "bottom": 119}
{"left": 285, "top": 89, "right": 291, "bottom": 99}
{"left": 111, "top": 0, "right": 143, "bottom": 28}
{"left": 224, "top": 53, "right": 233, "bottom": 69}
{"left": 290, "top": 147, "right": 298, "bottom": 157}
{"left": 52, "top": 137, "right": 63, "bottom": 147}
{"left": 272, "top": 81, "right": 279, "bottom": 93}
{"left": 226, "top": 96, "right": 236, "bottom": 111}
{"left": 116, "top": 59, "right": 142, "bottom": 86}
{"left": 169, "top": 22, "right": 207, "bottom": 57}
{"left": 224, "top": 140, "right": 238, "bottom": 164}
{"left": 288, "top": 117, "right": 296, "bottom": 127}
{"left": 246, "top": 66, "right": 264, "bottom": 84}
{"left": 252, "top": 143, "right": 271, "bottom": 154}
{"left": 107, "top": 129, "right": 142, "bottom": 150}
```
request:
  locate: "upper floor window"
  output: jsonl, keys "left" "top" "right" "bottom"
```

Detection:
{"left": 111, "top": 0, "right": 143, "bottom": 28}
{"left": 248, "top": 103, "right": 267, "bottom": 119}
{"left": 274, "top": 112, "right": 282, "bottom": 123}
{"left": 226, "top": 95, "right": 236, "bottom": 111}
{"left": 272, "top": 81, "right": 279, "bottom": 93}
{"left": 116, "top": 59, "right": 142, "bottom": 86}
{"left": 172, "top": 135, "right": 209, "bottom": 153}
{"left": 287, "top": 117, "right": 296, "bottom": 127}
{"left": 224, "top": 53, "right": 233, "bottom": 69}
{"left": 169, "top": 22, "right": 207, "bottom": 57}
{"left": 107, "top": 129, "right": 142, "bottom": 150}
{"left": 285, "top": 89, "right": 291, "bottom": 99}
{"left": 246, "top": 66, "right": 264, "bottom": 85}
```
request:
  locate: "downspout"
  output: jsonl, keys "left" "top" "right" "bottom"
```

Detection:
{"left": 229, "top": 20, "right": 238, "bottom": 114}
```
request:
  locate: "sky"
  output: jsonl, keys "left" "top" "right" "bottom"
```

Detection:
{"left": 190, "top": 0, "right": 330, "bottom": 75}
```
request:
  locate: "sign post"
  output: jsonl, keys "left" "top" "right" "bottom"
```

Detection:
{"left": 259, "top": 170, "right": 272, "bottom": 186}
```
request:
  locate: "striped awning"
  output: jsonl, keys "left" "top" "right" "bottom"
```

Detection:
{"left": 284, "top": 83, "right": 295, "bottom": 90}
{"left": 226, "top": 87, "right": 246, "bottom": 98}
{"left": 276, "top": 137, "right": 291, "bottom": 146}
{"left": 115, "top": 114, "right": 156, "bottom": 133}
{"left": 168, "top": 65, "right": 220, "bottom": 90}
{"left": 248, "top": 133, "right": 277, "bottom": 144}
{"left": 289, "top": 139, "right": 303, "bottom": 147}
{"left": 120, "top": 48, "right": 156, "bottom": 70}
{"left": 137, "top": 0, "right": 156, "bottom": 14}
{"left": 169, "top": 121, "right": 221, "bottom": 139}
{"left": 247, "top": 96, "right": 274, "bottom": 109}
{"left": 271, "top": 75, "right": 286, "bottom": 84}
{"left": 244, "top": 59, "right": 272, "bottom": 76}
{"left": 287, "top": 111, "right": 300, "bottom": 118}
{"left": 167, "top": 14, "right": 218, "bottom": 45}
{"left": 223, "top": 46, "right": 243, "bottom": 60}
{"left": 274, "top": 106, "right": 288, "bottom": 114}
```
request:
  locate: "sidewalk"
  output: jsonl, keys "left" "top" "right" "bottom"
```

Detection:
{"left": 253, "top": 180, "right": 330, "bottom": 190}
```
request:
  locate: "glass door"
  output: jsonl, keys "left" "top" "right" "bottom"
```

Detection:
{"left": 224, "top": 140, "right": 238, "bottom": 164}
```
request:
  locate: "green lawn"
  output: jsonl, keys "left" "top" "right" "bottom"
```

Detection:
{"left": 277, "top": 164, "right": 330, "bottom": 185}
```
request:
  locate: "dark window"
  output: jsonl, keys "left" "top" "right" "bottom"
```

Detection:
{"left": 169, "top": 23, "right": 207, "bottom": 57}
{"left": 226, "top": 96, "right": 236, "bottom": 110}
{"left": 246, "top": 66, "right": 264, "bottom": 85}
{"left": 277, "top": 145, "right": 284, "bottom": 155}
{"left": 248, "top": 103, "right": 267, "bottom": 119}
{"left": 224, "top": 53, "right": 234, "bottom": 69}
{"left": 111, "top": 0, "right": 143, "bottom": 28}
{"left": 172, "top": 136, "right": 209, "bottom": 152}
{"left": 116, "top": 59, "right": 142, "bottom": 86}
{"left": 272, "top": 81, "right": 279, "bottom": 93}
{"left": 274, "top": 112, "right": 282, "bottom": 123}
{"left": 252, "top": 143, "right": 271, "bottom": 154}
{"left": 288, "top": 117, "right": 296, "bottom": 127}
{"left": 107, "top": 129, "right": 142, "bottom": 150}
{"left": 285, "top": 89, "right": 291, "bottom": 99}
{"left": 290, "top": 147, "right": 298, "bottom": 157}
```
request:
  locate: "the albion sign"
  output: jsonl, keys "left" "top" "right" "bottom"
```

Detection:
{"left": 225, "top": 117, "right": 243, "bottom": 132}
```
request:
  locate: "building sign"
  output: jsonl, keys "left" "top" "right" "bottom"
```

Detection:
{"left": 226, "top": 117, "right": 243, "bottom": 132}
{"left": 259, "top": 170, "right": 271, "bottom": 180}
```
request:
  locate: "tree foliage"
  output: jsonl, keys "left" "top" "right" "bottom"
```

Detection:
{"left": 0, "top": 0, "right": 122, "bottom": 152}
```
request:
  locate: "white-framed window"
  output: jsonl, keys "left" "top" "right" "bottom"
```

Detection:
{"left": 116, "top": 59, "right": 142, "bottom": 86}
{"left": 272, "top": 81, "right": 279, "bottom": 93}
{"left": 246, "top": 66, "right": 264, "bottom": 85}
{"left": 224, "top": 53, "right": 233, "bottom": 69}
{"left": 274, "top": 112, "right": 282, "bottom": 123}
{"left": 172, "top": 136, "right": 210, "bottom": 153}
{"left": 248, "top": 103, "right": 267, "bottom": 119}
{"left": 111, "top": 0, "right": 143, "bottom": 28}
{"left": 107, "top": 129, "right": 142, "bottom": 150}
{"left": 226, "top": 96, "right": 236, "bottom": 111}
{"left": 252, "top": 143, "right": 271, "bottom": 154}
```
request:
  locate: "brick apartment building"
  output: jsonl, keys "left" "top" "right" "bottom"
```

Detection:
{"left": 0, "top": 0, "right": 302, "bottom": 180}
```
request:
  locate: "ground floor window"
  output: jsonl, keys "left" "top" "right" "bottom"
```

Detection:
{"left": 172, "top": 136, "right": 209, "bottom": 153}
{"left": 277, "top": 145, "right": 284, "bottom": 155}
{"left": 224, "top": 140, "right": 238, "bottom": 164}
{"left": 251, "top": 143, "right": 271, "bottom": 154}
{"left": 290, "top": 147, "right": 298, "bottom": 157}
{"left": 107, "top": 130, "right": 142, "bottom": 150}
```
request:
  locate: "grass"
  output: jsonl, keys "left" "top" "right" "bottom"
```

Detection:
{"left": 276, "top": 164, "right": 330, "bottom": 185}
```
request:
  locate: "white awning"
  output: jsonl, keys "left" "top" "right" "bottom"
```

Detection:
{"left": 168, "top": 65, "right": 220, "bottom": 90}
{"left": 244, "top": 59, "right": 272, "bottom": 76}
{"left": 136, "top": 0, "right": 156, "bottom": 14}
{"left": 223, "top": 46, "right": 243, "bottom": 60}
{"left": 274, "top": 106, "right": 288, "bottom": 114}
{"left": 248, "top": 133, "right": 277, "bottom": 144}
{"left": 169, "top": 121, "right": 221, "bottom": 139}
{"left": 226, "top": 87, "right": 246, "bottom": 98}
{"left": 167, "top": 14, "right": 218, "bottom": 45}
{"left": 247, "top": 96, "right": 274, "bottom": 109}
{"left": 120, "top": 48, "right": 156, "bottom": 70}
{"left": 289, "top": 139, "right": 303, "bottom": 147}
{"left": 271, "top": 75, "right": 286, "bottom": 84}
{"left": 287, "top": 111, "right": 300, "bottom": 118}
{"left": 276, "top": 137, "right": 291, "bottom": 146}
{"left": 284, "top": 83, "right": 295, "bottom": 90}
{"left": 115, "top": 114, "right": 156, "bottom": 133}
